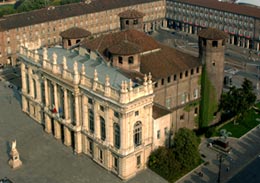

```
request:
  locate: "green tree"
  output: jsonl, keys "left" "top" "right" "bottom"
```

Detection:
{"left": 14, "top": 0, "right": 61, "bottom": 12}
{"left": 220, "top": 78, "right": 256, "bottom": 121}
{"left": 60, "top": 0, "right": 81, "bottom": 5}
{"left": 0, "top": 5, "right": 16, "bottom": 17}
{"left": 173, "top": 128, "right": 201, "bottom": 170}
{"left": 241, "top": 78, "right": 256, "bottom": 108}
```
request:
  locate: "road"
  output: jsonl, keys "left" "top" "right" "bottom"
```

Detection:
{"left": 228, "top": 157, "right": 260, "bottom": 183}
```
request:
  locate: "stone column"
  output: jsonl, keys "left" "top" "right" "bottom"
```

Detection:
{"left": 246, "top": 39, "right": 250, "bottom": 49}
{"left": 44, "top": 78, "right": 49, "bottom": 107}
{"left": 28, "top": 68, "right": 34, "bottom": 98}
{"left": 45, "top": 114, "right": 52, "bottom": 133}
{"left": 74, "top": 132, "right": 82, "bottom": 154}
{"left": 21, "top": 63, "right": 28, "bottom": 112}
{"left": 162, "top": 19, "right": 168, "bottom": 28}
{"left": 120, "top": 114, "right": 126, "bottom": 150}
{"left": 257, "top": 42, "right": 259, "bottom": 52}
{"left": 64, "top": 89, "right": 69, "bottom": 121}
{"left": 82, "top": 96, "right": 88, "bottom": 130}
{"left": 94, "top": 101, "right": 100, "bottom": 138}
{"left": 74, "top": 93, "right": 80, "bottom": 126}
{"left": 35, "top": 76, "right": 42, "bottom": 102}
{"left": 53, "top": 83, "right": 61, "bottom": 139}
{"left": 21, "top": 62, "right": 27, "bottom": 93}
{"left": 64, "top": 126, "right": 71, "bottom": 146}
{"left": 231, "top": 35, "right": 234, "bottom": 45}
{"left": 105, "top": 107, "right": 110, "bottom": 145}
{"left": 189, "top": 25, "right": 192, "bottom": 34}
{"left": 54, "top": 120, "right": 61, "bottom": 139}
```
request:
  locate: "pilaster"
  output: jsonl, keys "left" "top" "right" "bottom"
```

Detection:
{"left": 45, "top": 114, "right": 51, "bottom": 133}
{"left": 74, "top": 132, "right": 82, "bottom": 154}
{"left": 64, "top": 126, "right": 72, "bottom": 146}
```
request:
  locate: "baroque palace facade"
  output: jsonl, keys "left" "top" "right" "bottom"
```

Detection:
{"left": 19, "top": 6, "right": 227, "bottom": 179}
{"left": 166, "top": 0, "right": 260, "bottom": 51}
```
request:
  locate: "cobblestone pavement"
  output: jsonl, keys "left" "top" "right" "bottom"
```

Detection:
{"left": 176, "top": 127, "right": 260, "bottom": 183}
{"left": 0, "top": 82, "right": 167, "bottom": 183}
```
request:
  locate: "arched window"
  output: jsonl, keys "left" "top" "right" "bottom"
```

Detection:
{"left": 89, "top": 109, "right": 94, "bottom": 133}
{"left": 128, "top": 56, "right": 134, "bottom": 64}
{"left": 100, "top": 116, "right": 106, "bottom": 140}
{"left": 114, "top": 123, "right": 120, "bottom": 148}
{"left": 118, "top": 56, "right": 123, "bottom": 64}
{"left": 134, "top": 121, "right": 142, "bottom": 147}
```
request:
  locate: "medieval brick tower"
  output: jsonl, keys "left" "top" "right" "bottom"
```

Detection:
{"left": 198, "top": 28, "right": 228, "bottom": 127}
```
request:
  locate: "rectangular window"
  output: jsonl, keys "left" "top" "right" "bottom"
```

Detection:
{"left": 167, "top": 76, "right": 171, "bottom": 83}
{"left": 181, "top": 93, "right": 186, "bottom": 104}
{"left": 191, "top": 69, "right": 194, "bottom": 75}
{"left": 174, "top": 74, "right": 177, "bottom": 81}
{"left": 135, "top": 111, "right": 139, "bottom": 116}
{"left": 88, "top": 139, "right": 93, "bottom": 155}
{"left": 89, "top": 109, "right": 94, "bottom": 133}
{"left": 100, "top": 105, "right": 104, "bottom": 112}
{"left": 180, "top": 114, "right": 184, "bottom": 120}
{"left": 161, "top": 78, "right": 164, "bottom": 85}
{"left": 196, "top": 67, "right": 200, "bottom": 73}
{"left": 100, "top": 116, "right": 106, "bottom": 141}
{"left": 180, "top": 72, "right": 183, "bottom": 79}
{"left": 155, "top": 82, "right": 158, "bottom": 88}
{"left": 185, "top": 71, "right": 188, "bottom": 77}
{"left": 113, "top": 156, "right": 118, "bottom": 170}
{"left": 194, "top": 107, "right": 198, "bottom": 116}
{"left": 99, "top": 149, "right": 103, "bottom": 163}
{"left": 136, "top": 155, "right": 141, "bottom": 168}
{"left": 114, "top": 111, "right": 119, "bottom": 118}
{"left": 194, "top": 89, "right": 198, "bottom": 99}
{"left": 88, "top": 98, "right": 93, "bottom": 104}
{"left": 157, "top": 130, "right": 160, "bottom": 139}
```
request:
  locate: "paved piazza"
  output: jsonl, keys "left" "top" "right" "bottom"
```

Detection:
{"left": 0, "top": 81, "right": 167, "bottom": 183}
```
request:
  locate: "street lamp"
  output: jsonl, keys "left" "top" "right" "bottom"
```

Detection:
{"left": 217, "top": 153, "right": 226, "bottom": 183}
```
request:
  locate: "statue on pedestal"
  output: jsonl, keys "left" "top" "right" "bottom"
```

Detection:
{"left": 8, "top": 140, "right": 22, "bottom": 169}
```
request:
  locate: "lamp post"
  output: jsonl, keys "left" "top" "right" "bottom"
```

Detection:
{"left": 217, "top": 153, "right": 225, "bottom": 183}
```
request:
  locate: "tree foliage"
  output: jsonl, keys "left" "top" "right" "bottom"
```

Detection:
{"left": 14, "top": 0, "right": 48, "bottom": 12}
{"left": 60, "top": 0, "right": 81, "bottom": 5}
{"left": 149, "top": 128, "right": 201, "bottom": 182}
{"left": 0, "top": 5, "right": 16, "bottom": 17}
{"left": 173, "top": 128, "right": 201, "bottom": 170}
{"left": 220, "top": 78, "right": 256, "bottom": 119}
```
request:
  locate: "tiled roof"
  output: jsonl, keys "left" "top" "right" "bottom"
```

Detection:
{"left": 153, "top": 105, "right": 171, "bottom": 119}
{"left": 118, "top": 9, "right": 145, "bottom": 19}
{"left": 81, "top": 29, "right": 159, "bottom": 57}
{"left": 108, "top": 40, "right": 141, "bottom": 55}
{"left": 173, "top": 0, "right": 260, "bottom": 19}
{"left": 60, "top": 27, "right": 91, "bottom": 39}
{"left": 198, "top": 28, "right": 228, "bottom": 40}
{"left": 140, "top": 44, "right": 201, "bottom": 79}
{"left": 0, "top": 0, "right": 160, "bottom": 30}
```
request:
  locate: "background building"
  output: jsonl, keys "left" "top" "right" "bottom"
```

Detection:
{"left": 166, "top": 0, "right": 260, "bottom": 51}
{"left": 0, "top": 0, "right": 165, "bottom": 65}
